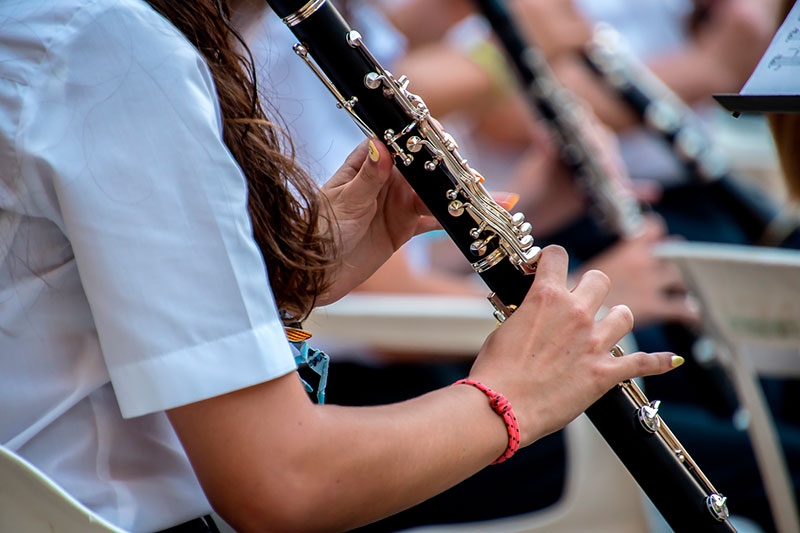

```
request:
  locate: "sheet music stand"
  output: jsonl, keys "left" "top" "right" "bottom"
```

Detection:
{"left": 714, "top": 94, "right": 800, "bottom": 117}
{"left": 713, "top": 0, "right": 800, "bottom": 116}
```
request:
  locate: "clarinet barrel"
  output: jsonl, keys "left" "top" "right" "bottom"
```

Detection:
{"left": 266, "top": 1, "right": 736, "bottom": 530}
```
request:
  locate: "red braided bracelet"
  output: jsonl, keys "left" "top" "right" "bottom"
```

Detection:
{"left": 454, "top": 379, "right": 520, "bottom": 464}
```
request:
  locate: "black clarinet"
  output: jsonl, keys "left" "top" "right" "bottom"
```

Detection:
{"left": 467, "top": 0, "right": 736, "bottom": 530}
{"left": 470, "top": 0, "right": 645, "bottom": 258}
{"left": 583, "top": 22, "right": 800, "bottom": 250}
{"left": 264, "top": 0, "right": 735, "bottom": 530}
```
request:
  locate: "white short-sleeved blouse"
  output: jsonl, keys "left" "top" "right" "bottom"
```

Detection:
{"left": 0, "top": 1, "right": 296, "bottom": 531}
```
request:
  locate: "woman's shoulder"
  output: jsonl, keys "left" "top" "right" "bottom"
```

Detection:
{"left": 1, "top": 0, "right": 221, "bottom": 207}
{"left": 0, "top": 0, "right": 181, "bottom": 34}
{"left": 1, "top": 0, "right": 215, "bottom": 129}
{"left": 0, "top": 0, "right": 200, "bottom": 85}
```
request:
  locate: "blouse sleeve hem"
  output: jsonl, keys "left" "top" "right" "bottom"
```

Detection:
{"left": 111, "top": 323, "right": 297, "bottom": 419}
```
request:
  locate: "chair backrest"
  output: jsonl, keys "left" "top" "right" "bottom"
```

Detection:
{"left": 306, "top": 293, "right": 498, "bottom": 356}
{"left": 655, "top": 241, "right": 800, "bottom": 533}
{"left": 656, "top": 241, "right": 800, "bottom": 372}
{"left": 0, "top": 445, "right": 127, "bottom": 533}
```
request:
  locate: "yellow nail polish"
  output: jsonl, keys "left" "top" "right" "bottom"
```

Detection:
{"left": 671, "top": 355, "right": 685, "bottom": 368}
{"left": 368, "top": 140, "right": 380, "bottom": 162}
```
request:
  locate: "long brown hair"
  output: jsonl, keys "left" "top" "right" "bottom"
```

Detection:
{"left": 144, "top": 0, "right": 336, "bottom": 318}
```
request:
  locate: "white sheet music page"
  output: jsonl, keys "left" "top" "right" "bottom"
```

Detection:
{"left": 741, "top": 0, "right": 800, "bottom": 95}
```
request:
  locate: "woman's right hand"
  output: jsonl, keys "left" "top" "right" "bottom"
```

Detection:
{"left": 468, "top": 245, "right": 680, "bottom": 446}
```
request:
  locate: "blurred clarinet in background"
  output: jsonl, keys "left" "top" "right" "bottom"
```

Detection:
{"left": 583, "top": 23, "right": 800, "bottom": 249}
{"left": 472, "top": 0, "right": 647, "bottom": 261}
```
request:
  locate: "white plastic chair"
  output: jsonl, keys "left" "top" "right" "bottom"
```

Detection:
{"left": 305, "top": 293, "right": 499, "bottom": 356}
{"left": 307, "top": 293, "right": 651, "bottom": 533}
{"left": 0, "top": 445, "right": 127, "bottom": 533}
{"left": 398, "top": 411, "right": 649, "bottom": 533}
{"left": 655, "top": 241, "right": 800, "bottom": 533}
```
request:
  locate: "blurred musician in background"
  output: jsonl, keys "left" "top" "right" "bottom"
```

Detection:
{"left": 393, "top": 1, "right": 800, "bottom": 531}
{"left": 266, "top": 0, "right": 800, "bottom": 531}
{"left": 255, "top": 1, "right": 800, "bottom": 532}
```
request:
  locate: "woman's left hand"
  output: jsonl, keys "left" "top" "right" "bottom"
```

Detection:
{"left": 317, "top": 139, "right": 438, "bottom": 306}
